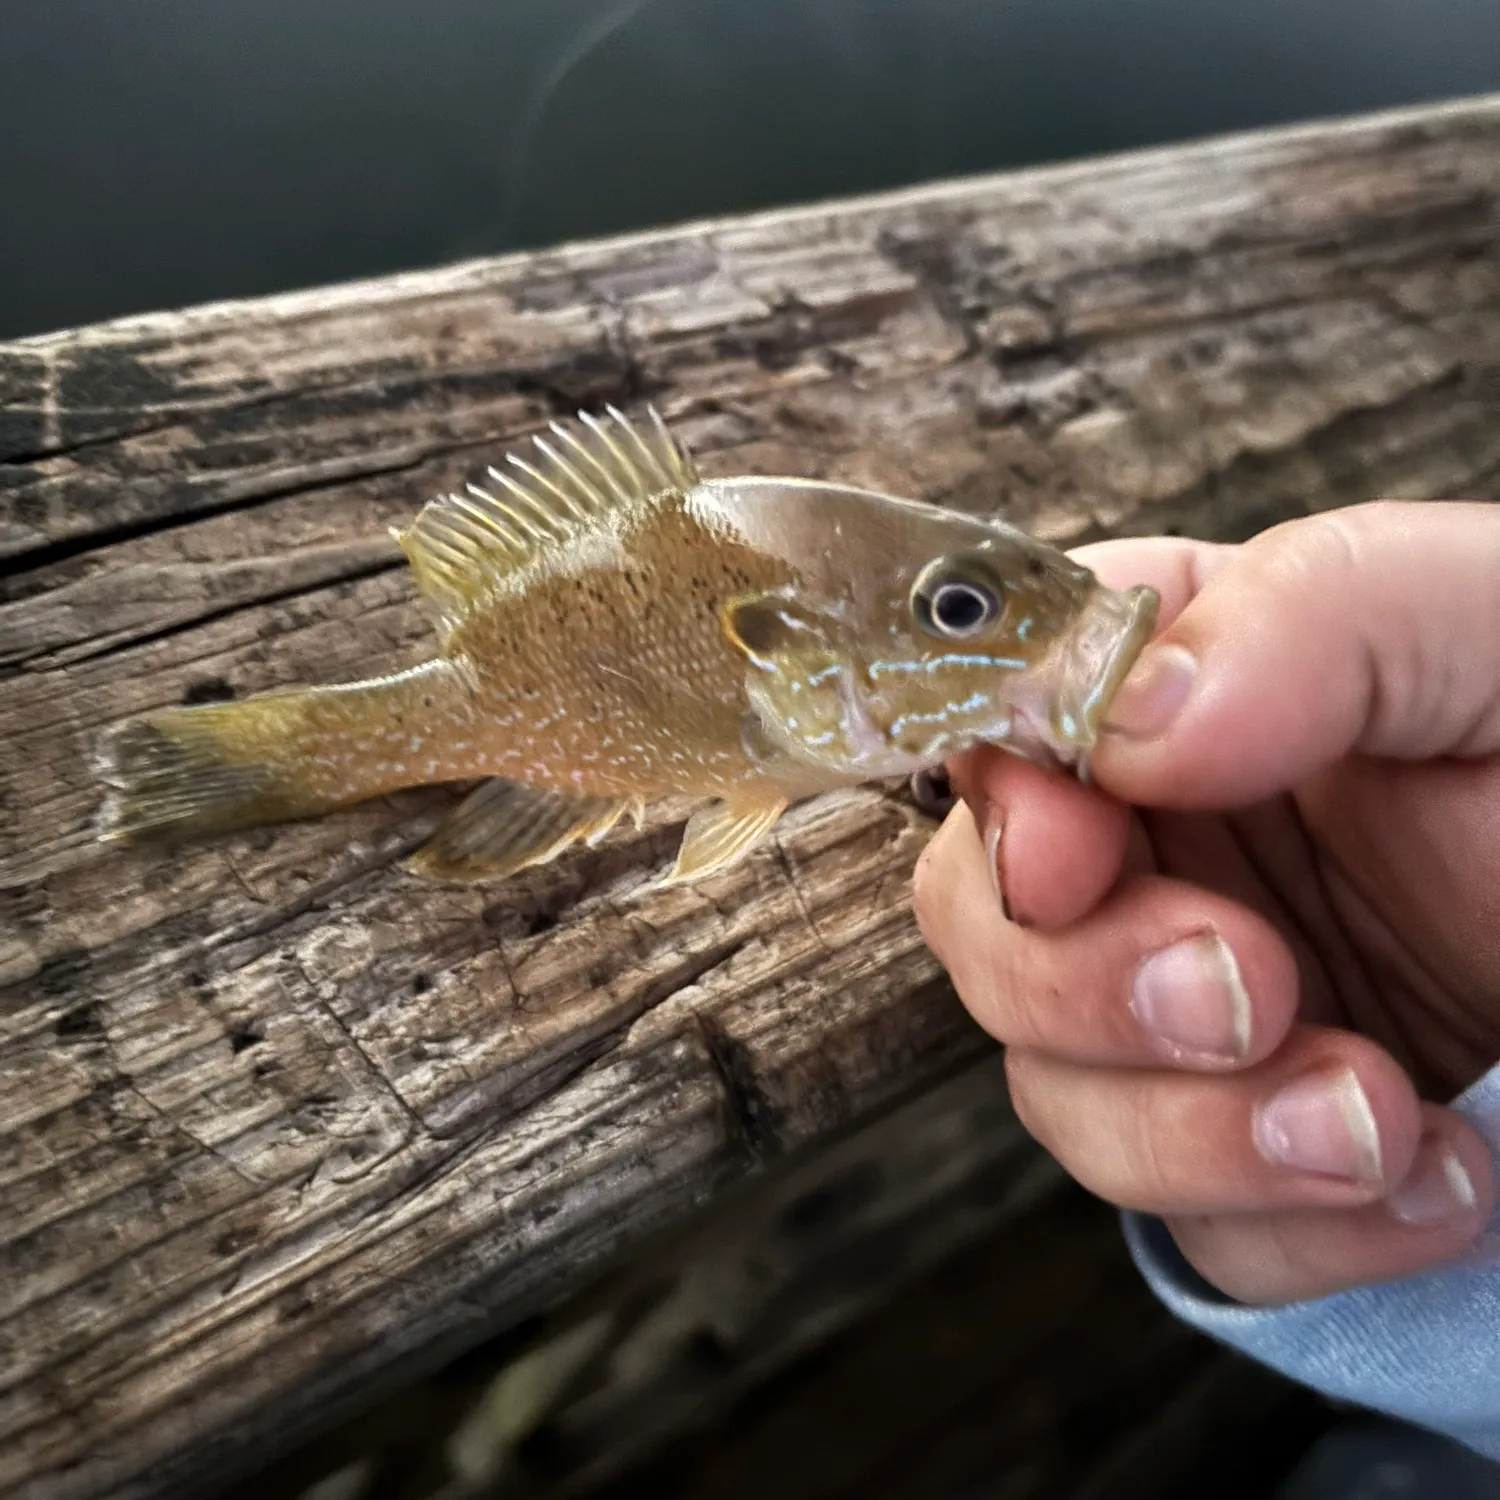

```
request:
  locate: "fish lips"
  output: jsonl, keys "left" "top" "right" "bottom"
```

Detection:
{"left": 998, "top": 581, "right": 1159, "bottom": 772}
{"left": 1050, "top": 582, "right": 1161, "bottom": 755}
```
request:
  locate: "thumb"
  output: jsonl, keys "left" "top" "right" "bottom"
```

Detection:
{"left": 1089, "top": 501, "right": 1500, "bottom": 808}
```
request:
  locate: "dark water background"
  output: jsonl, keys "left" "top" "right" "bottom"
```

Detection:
{"left": 2, "top": 0, "right": 1497, "bottom": 338}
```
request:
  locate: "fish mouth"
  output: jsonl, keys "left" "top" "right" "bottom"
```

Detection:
{"left": 1047, "top": 582, "right": 1160, "bottom": 760}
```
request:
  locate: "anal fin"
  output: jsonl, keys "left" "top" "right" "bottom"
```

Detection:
{"left": 409, "top": 778, "right": 632, "bottom": 882}
{"left": 664, "top": 795, "right": 788, "bottom": 886}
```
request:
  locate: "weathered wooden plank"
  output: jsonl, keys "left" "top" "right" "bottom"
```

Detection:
{"left": 2, "top": 94, "right": 1499, "bottom": 1500}
{"left": 218, "top": 1056, "right": 1326, "bottom": 1500}
{"left": 218, "top": 1054, "right": 1073, "bottom": 1500}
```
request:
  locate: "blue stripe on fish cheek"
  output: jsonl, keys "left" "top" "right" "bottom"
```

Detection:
{"left": 889, "top": 691, "right": 989, "bottom": 740}
{"left": 866, "top": 652, "right": 1028, "bottom": 680}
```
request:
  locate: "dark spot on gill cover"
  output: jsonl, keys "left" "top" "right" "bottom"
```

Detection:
{"left": 727, "top": 598, "right": 789, "bottom": 655}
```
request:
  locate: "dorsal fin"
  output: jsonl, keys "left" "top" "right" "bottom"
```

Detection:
{"left": 394, "top": 404, "right": 699, "bottom": 638}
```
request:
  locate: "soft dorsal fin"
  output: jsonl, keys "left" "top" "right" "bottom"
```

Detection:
{"left": 393, "top": 404, "right": 699, "bottom": 638}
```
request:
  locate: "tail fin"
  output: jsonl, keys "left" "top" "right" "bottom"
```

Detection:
{"left": 96, "top": 698, "right": 338, "bottom": 844}
{"left": 97, "top": 661, "right": 477, "bottom": 847}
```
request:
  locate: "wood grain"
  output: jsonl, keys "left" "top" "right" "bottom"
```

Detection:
{"left": 216, "top": 1058, "right": 1327, "bottom": 1500}
{"left": 2, "top": 94, "right": 1498, "bottom": 1500}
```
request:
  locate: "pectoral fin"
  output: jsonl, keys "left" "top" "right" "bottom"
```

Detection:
{"left": 410, "top": 778, "right": 632, "bottom": 882}
{"left": 664, "top": 794, "right": 788, "bottom": 886}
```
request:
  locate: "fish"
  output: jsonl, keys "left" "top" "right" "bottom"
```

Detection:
{"left": 95, "top": 406, "right": 1158, "bottom": 886}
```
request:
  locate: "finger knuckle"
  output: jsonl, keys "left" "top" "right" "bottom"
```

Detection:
{"left": 1253, "top": 518, "right": 1360, "bottom": 621}
{"left": 1252, "top": 510, "right": 1396, "bottom": 745}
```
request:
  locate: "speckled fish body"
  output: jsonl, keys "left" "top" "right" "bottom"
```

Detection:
{"left": 98, "top": 407, "right": 1157, "bottom": 885}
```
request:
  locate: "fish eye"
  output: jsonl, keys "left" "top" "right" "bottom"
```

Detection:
{"left": 911, "top": 561, "right": 1003, "bottom": 639}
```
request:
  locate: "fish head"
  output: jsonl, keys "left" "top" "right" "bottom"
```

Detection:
{"left": 708, "top": 480, "right": 1158, "bottom": 780}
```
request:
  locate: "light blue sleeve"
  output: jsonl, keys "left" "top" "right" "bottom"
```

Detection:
{"left": 1125, "top": 1065, "right": 1500, "bottom": 1460}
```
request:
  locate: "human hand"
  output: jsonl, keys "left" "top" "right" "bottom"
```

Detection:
{"left": 914, "top": 501, "right": 1500, "bottom": 1305}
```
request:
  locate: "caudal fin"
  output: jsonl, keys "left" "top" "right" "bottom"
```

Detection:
{"left": 96, "top": 699, "right": 338, "bottom": 844}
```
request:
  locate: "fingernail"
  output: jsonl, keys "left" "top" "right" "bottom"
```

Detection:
{"left": 1386, "top": 1134, "right": 1479, "bottom": 1226}
{"left": 1130, "top": 933, "right": 1252, "bottom": 1063}
{"left": 1252, "top": 1068, "right": 1384, "bottom": 1186}
{"left": 985, "top": 817, "right": 1015, "bottom": 923}
{"left": 1104, "top": 642, "right": 1196, "bottom": 740}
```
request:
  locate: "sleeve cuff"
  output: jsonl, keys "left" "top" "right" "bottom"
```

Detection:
{"left": 1122, "top": 1198, "right": 1500, "bottom": 1462}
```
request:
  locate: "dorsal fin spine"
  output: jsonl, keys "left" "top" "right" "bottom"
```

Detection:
{"left": 459, "top": 480, "right": 537, "bottom": 546}
{"left": 566, "top": 415, "right": 635, "bottom": 504}
{"left": 503, "top": 453, "right": 594, "bottom": 525}
{"left": 603, "top": 404, "right": 673, "bottom": 488}
{"left": 537, "top": 429, "right": 618, "bottom": 510}
{"left": 455, "top": 489, "right": 526, "bottom": 551}
{"left": 480, "top": 465, "right": 542, "bottom": 525}
{"left": 427, "top": 504, "right": 485, "bottom": 554}
{"left": 504, "top": 463, "right": 575, "bottom": 534}
{"left": 420, "top": 523, "right": 482, "bottom": 569}
{"left": 650, "top": 406, "right": 691, "bottom": 486}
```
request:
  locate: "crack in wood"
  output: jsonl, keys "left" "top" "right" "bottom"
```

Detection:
{"left": 1, "top": 425, "right": 527, "bottom": 577}
{"left": 20, "top": 554, "right": 408, "bottom": 676}
{"left": 693, "top": 1012, "right": 780, "bottom": 1164}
